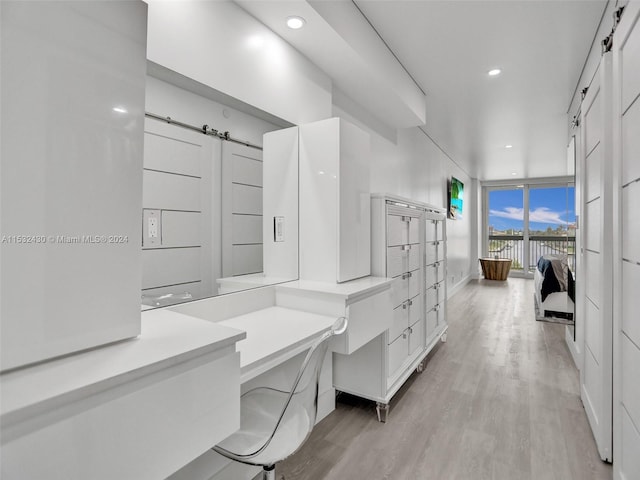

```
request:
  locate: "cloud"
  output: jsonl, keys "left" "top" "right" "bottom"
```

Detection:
{"left": 489, "top": 207, "right": 566, "bottom": 225}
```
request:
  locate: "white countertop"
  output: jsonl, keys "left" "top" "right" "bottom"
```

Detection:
{"left": 277, "top": 276, "right": 392, "bottom": 304}
{"left": 1, "top": 309, "right": 245, "bottom": 425}
{"left": 218, "top": 306, "right": 337, "bottom": 382}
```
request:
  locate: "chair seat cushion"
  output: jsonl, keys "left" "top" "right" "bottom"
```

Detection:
{"left": 215, "top": 387, "right": 313, "bottom": 466}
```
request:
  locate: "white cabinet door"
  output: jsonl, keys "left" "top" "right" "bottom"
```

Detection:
{"left": 388, "top": 334, "right": 408, "bottom": 379}
{"left": 408, "top": 319, "right": 425, "bottom": 356}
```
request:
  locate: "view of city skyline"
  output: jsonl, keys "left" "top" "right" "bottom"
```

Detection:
{"left": 489, "top": 186, "right": 576, "bottom": 233}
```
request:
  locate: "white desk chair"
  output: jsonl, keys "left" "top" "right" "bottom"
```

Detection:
{"left": 212, "top": 316, "right": 348, "bottom": 480}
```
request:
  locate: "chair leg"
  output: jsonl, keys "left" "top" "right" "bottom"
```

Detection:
{"left": 262, "top": 465, "right": 276, "bottom": 480}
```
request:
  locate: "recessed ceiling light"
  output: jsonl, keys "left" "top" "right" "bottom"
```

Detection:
{"left": 488, "top": 68, "right": 502, "bottom": 76}
{"left": 112, "top": 106, "right": 127, "bottom": 113}
{"left": 511, "top": 172, "right": 517, "bottom": 176}
{"left": 286, "top": 16, "right": 305, "bottom": 29}
{"left": 505, "top": 144, "right": 513, "bottom": 149}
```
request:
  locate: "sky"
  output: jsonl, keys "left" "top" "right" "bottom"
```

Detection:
{"left": 489, "top": 187, "right": 576, "bottom": 232}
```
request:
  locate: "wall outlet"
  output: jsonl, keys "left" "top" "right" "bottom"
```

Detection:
{"left": 143, "top": 209, "right": 161, "bottom": 247}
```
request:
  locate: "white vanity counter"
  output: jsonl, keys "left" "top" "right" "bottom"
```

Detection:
{"left": 277, "top": 276, "right": 392, "bottom": 303}
{"left": 218, "top": 306, "right": 336, "bottom": 382}
{"left": 0, "top": 309, "right": 245, "bottom": 480}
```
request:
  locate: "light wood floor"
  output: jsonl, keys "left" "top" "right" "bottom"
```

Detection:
{"left": 279, "top": 278, "right": 612, "bottom": 480}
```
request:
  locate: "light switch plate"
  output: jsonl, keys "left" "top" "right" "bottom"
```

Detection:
{"left": 274, "top": 216, "right": 285, "bottom": 242}
{"left": 143, "top": 209, "right": 161, "bottom": 247}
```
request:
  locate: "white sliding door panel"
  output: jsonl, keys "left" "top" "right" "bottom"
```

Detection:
{"left": 584, "top": 251, "right": 601, "bottom": 307}
{"left": 585, "top": 297, "right": 602, "bottom": 365}
{"left": 585, "top": 144, "right": 603, "bottom": 202}
{"left": 143, "top": 131, "right": 202, "bottom": 177}
{"left": 585, "top": 199, "right": 601, "bottom": 252}
{"left": 222, "top": 142, "right": 263, "bottom": 277}
{"left": 161, "top": 211, "right": 201, "bottom": 247}
{"left": 232, "top": 184, "right": 263, "bottom": 215}
{"left": 142, "top": 247, "right": 201, "bottom": 290}
{"left": 620, "top": 407, "right": 640, "bottom": 480}
{"left": 232, "top": 154, "right": 262, "bottom": 186}
{"left": 622, "top": 96, "right": 640, "bottom": 183}
{"left": 622, "top": 182, "right": 640, "bottom": 260}
{"left": 143, "top": 119, "right": 213, "bottom": 298}
{"left": 621, "top": 262, "right": 640, "bottom": 346}
{"left": 143, "top": 170, "right": 201, "bottom": 212}
{"left": 614, "top": 4, "right": 640, "bottom": 478}
{"left": 579, "top": 52, "right": 613, "bottom": 462}
{"left": 621, "top": 335, "right": 640, "bottom": 435}
{"left": 232, "top": 215, "right": 263, "bottom": 245}
{"left": 231, "top": 245, "right": 263, "bottom": 275}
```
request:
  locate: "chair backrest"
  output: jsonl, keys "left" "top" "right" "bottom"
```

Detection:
{"left": 252, "top": 316, "right": 347, "bottom": 460}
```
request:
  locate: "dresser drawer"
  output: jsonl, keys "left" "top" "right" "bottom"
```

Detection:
{"left": 391, "top": 270, "right": 419, "bottom": 307}
{"left": 425, "top": 219, "right": 438, "bottom": 242}
{"left": 387, "top": 245, "right": 419, "bottom": 278}
{"left": 390, "top": 303, "right": 409, "bottom": 343}
{"left": 425, "top": 242, "right": 437, "bottom": 265}
{"left": 387, "top": 214, "right": 420, "bottom": 247}
{"left": 408, "top": 294, "right": 421, "bottom": 325}
{"left": 426, "top": 283, "right": 444, "bottom": 310}
{"left": 425, "top": 263, "right": 437, "bottom": 286}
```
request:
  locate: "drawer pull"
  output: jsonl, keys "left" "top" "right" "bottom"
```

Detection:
{"left": 408, "top": 271, "right": 413, "bottom": 278}
{"left": 402, "top": 273, "right": 409, "bottom": 280}
{"left": 402, "top": 331, "right": 408, "bottom": 339}
{"left": 402, "top": 244, "right": 411, "bottom": 251}
{"left": 409, "top": 327, "right": 413, "bottom": 334}
{"left": 402, "top": 302, "right": 408, "bottom": 310}
{"left": 408, "top": 299, "right": 413, "bottom": 306}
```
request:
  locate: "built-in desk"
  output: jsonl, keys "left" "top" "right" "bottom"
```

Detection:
{"left": 168, "top": 277, "right": 393, "bottom": 480}
{"left": 218, "top": 306, "right": 337, "bottom": 383}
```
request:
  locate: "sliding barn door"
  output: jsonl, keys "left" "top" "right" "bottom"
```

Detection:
{"left": 221, "top": 142, "right": 264, "bottom": 277}
{"left": 580, "top": 52, "right": 613, "bottom": 462}
{"left": 141, "top": 118, "right": 214, "bottom": 301}
{"left": 613, "top": 2, "right": 640, "bottom": 478}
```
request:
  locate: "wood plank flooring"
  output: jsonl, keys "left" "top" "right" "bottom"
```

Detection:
{"left": 278, "top": 278, "right": 612, "bottom": 480}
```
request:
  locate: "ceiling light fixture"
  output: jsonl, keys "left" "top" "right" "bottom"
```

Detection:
{"left": 112, "top": 106, "right": 127, "bottom": 113}
{"left": 286, "top": 16, "right": 306, "bottom": 29}
{"left": 505, "top": 144, "right": 513, "bottom": 149}
{"left": 511, "top": 172, "right": 517, "bottom": 176}
{"left": 488, "top": 68, "right": 501, "bottom": 76}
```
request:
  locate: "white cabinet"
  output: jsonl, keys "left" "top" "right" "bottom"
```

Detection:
{"left": 424, "top": 210, "right": 448, "bottom": 342}
{"left": 299, "top": 117, "right": 371, "bottom": 283}
{"left": 0, "top": 1, "right": 147, "bottom": 371}
{"left": 333, "top": 195, "right": 448, "bottom": 421}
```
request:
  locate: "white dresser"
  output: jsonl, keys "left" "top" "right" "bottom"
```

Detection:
{"left": 333, "top": 194, "right": 448, "bottom": 421}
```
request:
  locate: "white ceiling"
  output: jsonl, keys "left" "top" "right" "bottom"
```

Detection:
{"left": 239, "top": 0, "right": 608, "bottom": 181}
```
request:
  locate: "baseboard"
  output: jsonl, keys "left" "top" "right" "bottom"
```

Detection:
{"left": 447, "top": 274, "right": 472, "bottom": 299}
{"left": 565, "top": 326, "right": 582, "bottom": 370}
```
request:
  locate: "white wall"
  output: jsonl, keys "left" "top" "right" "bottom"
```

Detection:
{"left": 146, "top": 0, "right": 332, "bottom": 126}
{"left": 332, "top": 104, "right": 475, "bottom": 295}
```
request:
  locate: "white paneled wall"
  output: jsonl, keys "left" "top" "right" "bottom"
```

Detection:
{"left": 613, "top": 3, "right": 640, "bottom": 478}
